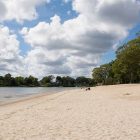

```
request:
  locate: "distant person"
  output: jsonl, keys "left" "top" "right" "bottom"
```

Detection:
{"left": 85, "top": 87, "right": 90, "bottom": 91}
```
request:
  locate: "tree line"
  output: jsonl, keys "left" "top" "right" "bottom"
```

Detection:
{"left": 0, "top": 74, "right": 95, "bottom": 87}
{"left": 92, "top": 36, "right": 140, "bottom": 85}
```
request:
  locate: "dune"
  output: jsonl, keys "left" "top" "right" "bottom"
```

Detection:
{"left": 0, "top": 84, "right": 140, "bottom": 140}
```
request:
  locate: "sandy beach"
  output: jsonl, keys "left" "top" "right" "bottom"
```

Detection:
{"left": 0, "top": 84, "right": 140, "bottom": 140}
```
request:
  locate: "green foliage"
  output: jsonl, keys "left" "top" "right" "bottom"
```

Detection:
{"left": 56, "top": 76, "right": 63, "bottom": 86}
{"left": 112, "top": 45, "right": 140, "bottom": 83}
{"left": 15, "top": 77, "right": 25, "bottom": 86}
{"left": 40, "top": 75, "right": 54, "bottom": 87}
{"left": 24, "top": 76, "right": 39, "bottom": 86}
{"left": 55, "top": 76, "right": 94, "bottom": 87}
{"left": 76, "top": 76, "right": 95, "bottom": 87}
{"left": 61, "top": 76, "right": 75, "bottom": 87}
{"left": 4, "top": 74, "right": 12, "bottom": 86}
{"left": 0, "top": 75, "right": 39, "bottom": 87}
{"left": 0, "top": 74, "right": 94, "bottom": 87}
{"left": 0, "top": 76, "right": 4, "bottom": 86}
{"left": 92, "top": 36, "right": 140, "bottom": 85}
{"left": 92, "top": 62, "right": 114, "bottom": 85}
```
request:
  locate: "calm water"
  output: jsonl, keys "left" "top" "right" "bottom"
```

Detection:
{"left": 0, "top": 87, "right": 74, "bottom": 104}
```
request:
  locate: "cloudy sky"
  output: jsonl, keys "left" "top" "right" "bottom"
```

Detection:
{"left": 0, "top": 0, "right": 140, "bottom": 78}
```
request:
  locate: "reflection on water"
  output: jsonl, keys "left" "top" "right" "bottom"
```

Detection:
{"left": 0, "top": 87, "right": 74, "bottom": 103}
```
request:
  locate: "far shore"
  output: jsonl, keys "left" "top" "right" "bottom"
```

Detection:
{"left": 0, "top": 84, "right": 140, "bottom": 140}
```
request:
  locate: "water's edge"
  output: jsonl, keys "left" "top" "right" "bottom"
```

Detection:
{"left": 0, "top": 87, "right": 77, "bottom": 106}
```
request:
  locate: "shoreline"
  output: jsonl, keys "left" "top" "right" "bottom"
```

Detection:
{"left": 0, "top": 84, "right": 139, "bottom": 107}
{"left": 0, "top": 87, "right": 77, "bottom": 107}
{"left": 0, "top": 84, "right": 140, "bottom": 140}
{"left": 0, "top": 92, "right": 48, "bottom": 107}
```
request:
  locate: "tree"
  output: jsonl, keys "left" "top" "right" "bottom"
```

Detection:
{"left": 113, "top": 45, "right": 140, "bottom": 83}
{"left": 24, "top": 76, "right": 39, "bottom": 86}
{"left": 56, "top": 76, "right": 63, "bottom": 86}
{"left": 92, "top": 36, "right": 140, "bottom": 85}
{"left": 4, "top": 74, "right": 13, "bottom": 86}
{"left": 92, "top": 67, "right": 103, "bottom": 84}
{"left": 92, "top": 62, "right": 114, "bottom": 85}
{"left": 40, "top": 75, "right": 54, "bottom": 87}
{"left": 76, "top": 76, "right": 94, "bottom": 87}
{"left": 0, "top": 76, "right": 4, "bottom": 86}
{"left": 61, "top": 76, "right": 75, "bottom": 87}
{"left": 15, "top": 76, "right": 25, "bottom": 86}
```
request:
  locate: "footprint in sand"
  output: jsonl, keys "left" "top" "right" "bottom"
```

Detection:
{"left": 124, "top": 93, "right": 131, "bottom": 96}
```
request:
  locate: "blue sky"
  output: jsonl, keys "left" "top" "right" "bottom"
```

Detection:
{"left": 0, "top": 0, "right": 140, "bottom": 77}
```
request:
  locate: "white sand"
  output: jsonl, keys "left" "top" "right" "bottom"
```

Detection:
{"left": 0, "top": 84, "right": 140, "bottom": 140}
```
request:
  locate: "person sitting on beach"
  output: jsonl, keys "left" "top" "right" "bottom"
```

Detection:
{"left": 86, "top": 87, "right": 90, "bottom": 91}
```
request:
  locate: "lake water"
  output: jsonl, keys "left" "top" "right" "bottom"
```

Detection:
{"left": 0, "top": 87, "right": 74, "bottom": 104}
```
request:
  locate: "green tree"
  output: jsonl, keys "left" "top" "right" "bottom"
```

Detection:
{"left": 40, "top": 75, "right": 54, "bottom": 87}
{"left": 4, "top": 74, "right": 13, "bottom": 86}
{"left": 61, "top": 76, "right": 75, "bottom": 87}
{"left": 113, "top": 45, "right": 140, "bottom": 83}
{"left": 15, "top": 76, "right": 25, "bottom": 86}
{"left": 0, "top": 76, "right": 4, "bottom": 86}
{"left": 76, "top": 76, "right": 94, "bottom": 87}
{"left": 56, "top": 76, "right": 63, "bottom": 86}
{"left": 92, "top": 62, "right": 114, "bottom": 85}
{"left": 24, "top": 76, "right": 39, "bottom": 86}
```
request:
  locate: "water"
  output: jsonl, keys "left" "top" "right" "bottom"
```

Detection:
{"left": 0, "top": 87, "right": 74, "bottom": 104}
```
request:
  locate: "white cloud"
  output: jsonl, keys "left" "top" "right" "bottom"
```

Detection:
{"left": 96, "top": 0, "right": 140, "bottom": 27}
{"left": 0, "top": 0, "right": 50, "bottom": 23}
{"left": 24, "top": 48, "right": 71, "bottom": 77}
{"left": 0, "top": 0, "right": 140, "bottom": 77}
{"left": 0, "top": 25, "right": 24, "bottom": 76}
{"left": 20, "top": 0, "right": 140, "bottom": 77}
{"left": 0, "top": 1, "right": 6, "bottom": 20}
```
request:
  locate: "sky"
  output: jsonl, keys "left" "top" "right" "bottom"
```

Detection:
{"left": 0, "top": 0, "right": 140, "bottom": 78}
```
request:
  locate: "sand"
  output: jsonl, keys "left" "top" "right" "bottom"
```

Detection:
{"left": 0, "top": 84, "right": 140, "bottom": 140}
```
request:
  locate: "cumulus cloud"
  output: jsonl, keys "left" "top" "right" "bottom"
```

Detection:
{"left": 0, "top": 0, "right": 49, "bottom": 23}
{"left": 96, "top": 0, "right": 140, "bottom": 27}
{"left": 24, "top": 48, "right": 71, "bottom": 77}
{"left": 20, "top": 0, "right": 140, "bottom": 77}
{"left": 0, "top": 0, "right": 140, "bottom": 77}
{"left": 0, "top": 1, "right": 6, "bottom": 20}
{"left": 0, "top": 25, "right": 24, "bottom": 76}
